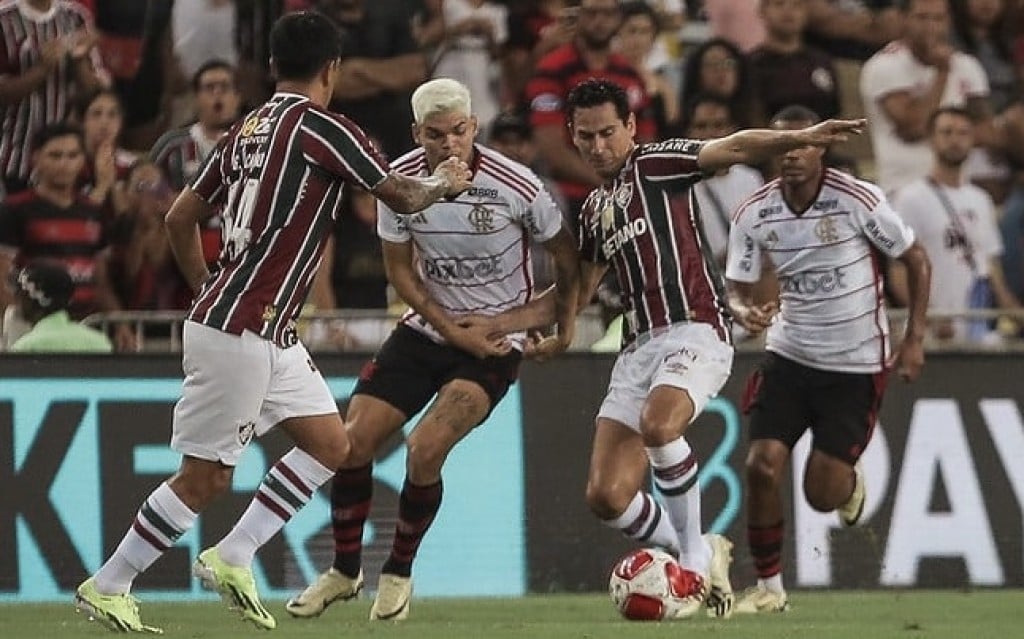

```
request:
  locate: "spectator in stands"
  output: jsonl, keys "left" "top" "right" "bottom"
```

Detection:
{"left": 75, "top": 89, "right": 135, "bottom": 216}
{"left": 101, "top": 161, "right": 215, "bottom": 313}
{"left": 0, "top": 123, "right": 125, "bottom": 347}
{"left": 703, "top": 0, "right": 766, "bottom": 52}
{"left": 525, "top": 0, "right": 656, "bottom": 221}
{"left": 8, "top": 259, "right": 111, "bottom": 352}
{"left": 749, "top": 0, "right": 841, "bottom": 121}
{"left": 150, "top": 60, "right": 242, "bottom": 191}
{"left": 94, "top": 0, "right": 177, "bottom": 150}
{"left": 432, "top": 0, "right": 509, "bottom": 133}
{"left": 314, "top": 0, "right": 428, "bottom": 160}
{"left": 0, "top": 0, "right": 108, "bottom": 196}
{"left": 172, "top": 0, "right": 238, "bottom": 82}
{"left": 683, "top": 95, "right": 764, "bottom": 265}
{"left": 615, "top": 1, "right": 680, "bottom": 136}
{"left": 860, "top": 0, "right": 994, "bottom": 194}
{"left": 503, "top": 0, "right": 572, "bottom": 107}
{"left": 890, "top": 106, "right": 1021, "bottom": 342}
{"left": 803, "top": 0, "right": 903, "bottom": 61}
{"left": 950, "top": 0, "right": 1024, "bottom": 204}
{"left": 680, "top": 37, "right": 760, "bottom": 128}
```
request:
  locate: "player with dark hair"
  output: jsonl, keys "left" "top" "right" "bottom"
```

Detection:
{"left": 514, "top": 79, "right": 867, "bottom": 619}
{"left": 74, "top": 11, "right": 472, "bottom": 633}
{"left": 727, "top": 105, "right": 931, "bottom": 613}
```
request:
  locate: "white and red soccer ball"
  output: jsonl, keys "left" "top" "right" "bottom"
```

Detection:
{"left": 608, "top": 547, "right": 705, "bottom": 621}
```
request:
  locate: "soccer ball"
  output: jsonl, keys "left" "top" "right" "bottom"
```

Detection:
{"left": 608, "top": 547, "right": 705, "bottom": 621}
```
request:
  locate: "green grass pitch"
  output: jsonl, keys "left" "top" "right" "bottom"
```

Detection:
{"left": 3, "top": 591, "right": 1019, "bottom": 638}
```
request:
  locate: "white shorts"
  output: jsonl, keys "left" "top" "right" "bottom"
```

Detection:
{"left": 171, "top": 321, "right": 339, "bottom": 465}
{"left": 597, "top": 322, "right": 734, "bottom": 432}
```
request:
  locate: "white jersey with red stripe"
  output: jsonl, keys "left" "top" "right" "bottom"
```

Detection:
{"left": 726, "top": 168, "right": 916, "bottom": 373}
{"left": 377, "top": 144, "right": 564, "bottom": 348}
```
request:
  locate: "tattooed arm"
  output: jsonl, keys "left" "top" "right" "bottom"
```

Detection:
{"left": 372, "top": 156, "right": 472, "bottom": 214}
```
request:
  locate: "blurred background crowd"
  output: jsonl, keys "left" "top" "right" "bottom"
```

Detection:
{"left": 1, "top": 0, "right": 1022, "bottom": 353}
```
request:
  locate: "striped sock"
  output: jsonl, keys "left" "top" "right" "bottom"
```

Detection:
{"left": 603, "top": 491, "right": 681, "bottom": 556}
{"left": 748, "top": 520, "right": 784, "bottom": 580}
{"left": 380, "top": 478, "right": 442, "bottom": 578}
{"left": 330, "top": 464, "right": 374, "bottom": 578}
{"left": 94, "top": 482, "right": 196, "bottom": 595}
{"left": 647, "top": 437, "right": 711, "bottom": 575}
{"left": 217, "top": 448, "right": 334, "bottom": 567}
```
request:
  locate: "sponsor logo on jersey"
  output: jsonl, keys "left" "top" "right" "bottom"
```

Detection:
{"left": 468, "top": 187, "right": 499, "bottom": 199}
{"left": 813, "top": 198, "right": 839, "bottom": 211}
{"left": 237, "top": 420, "right": 256, "bottom": 446}
{"left": 423, "top": 256, "right": 503, "bottom": 281}
{"left": 758, "top": 205, "right": 782, "bottom": 218}
{"left": 865, "top": 220, "right": 896, "bottom": 250}
{"left": 601, "top": 218, "right": 649, "bottom": 259}
{"left": 779, "top": 266, "right": 848, "bottom": 295}
{"left": 739, "top": 235, "right": 755, "bottom": 271}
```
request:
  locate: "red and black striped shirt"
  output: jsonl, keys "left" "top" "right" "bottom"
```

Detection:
{"left": 187, "top": 92, "right": 390, "bottom": 347}
{"left": 0, "top": 189, "right": 106, "bottom": 317}
{"left": 525, "top": 43, "right": 656, "bottom": 202}
{"left": 579, "top": 139, "right": 731, "bottom": 348}
{"left": 0, "top": 0, "right": 107, "bottom": 180}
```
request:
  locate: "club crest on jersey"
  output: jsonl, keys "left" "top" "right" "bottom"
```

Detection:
{"left": 262, "top": 304, "right": 277, "bottom": 322}
{"left": 468, "top": 204, "right": 495, "bottom": 232}
{"left": 814, "top": 216, "right": 840, "bottom": 243}
{"left": 613, "top": 183, "right": 633, "bottom": 209}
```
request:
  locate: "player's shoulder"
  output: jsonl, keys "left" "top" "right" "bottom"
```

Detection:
{"left": 822, "top": 168, "right": 883, "bottom": 210}
{"left": 728, "top": 164, "right": 765, "bottom": 187}
{"left": 475, "top": 145, "right": 543, "bottom": 200}
{"left": 731, "top": 178, "right": 782, "bottom": 224}
{"left": 637, "top": 137, "right": 704, "bottom": 157}
{"left": 389, "top": 147, "right": 427, "bottom": 177}
{"left": 0, "top": 0, "right": 20, "bottom": 19}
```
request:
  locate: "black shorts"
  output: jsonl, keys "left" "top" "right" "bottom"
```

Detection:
{"left": 352, "top": 323, "right": 522, "bottom": 421}
{"left": 741, "top": 352, "right": 887, "bottom": 464}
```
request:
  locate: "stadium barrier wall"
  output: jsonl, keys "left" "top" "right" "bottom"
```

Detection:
{"left": 1, "top": 353, "right": 1021, "bottom": 601}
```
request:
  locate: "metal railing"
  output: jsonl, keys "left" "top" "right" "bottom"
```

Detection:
{"left": 76, "top": 307, "right": 1024, "bottom": 354}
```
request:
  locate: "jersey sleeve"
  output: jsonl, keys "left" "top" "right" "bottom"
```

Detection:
{"left": 852, "top": 183, "right": 916, "bottom": 258}
{"left": 302, "top": 110, "right": 390, "bottom": 190}
{"left": 957, "top": 53, "right": 991, "bottom": 98}
{"left": 725, "top": 207, "right": 762, "bottom": 283}
{"left": 376, "top": 200, "right": 412, "bottom": 243}
{"left": 189, "top": 135, "right": 228, "bottom": 205}
{"left": 523, "top": 183, "right": 564, "bottom": 244}
{"left": 636, "top": 139, "right": 706, "bottom": 182}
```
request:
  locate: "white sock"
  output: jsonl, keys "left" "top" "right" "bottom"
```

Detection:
{"left": 759, "top": 573, "right": 785, "bottom": 593}
{"left": 94, "top": 482, "right": 197, "bottom": 595}
{"left": 217, "top": 448, "right": 334, "bottom": 567}
{"left": 646, "top": 437, "right": 710, "bottom": 575}
{"left": 603, "top": 491, "right": 681, "bottom": 556}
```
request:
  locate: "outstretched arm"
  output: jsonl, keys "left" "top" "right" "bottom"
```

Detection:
{"left": 697, "top": 119, "right": 866, "bottom": 174}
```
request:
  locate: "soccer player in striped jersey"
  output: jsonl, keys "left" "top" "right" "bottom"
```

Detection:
{"left": 285, "top": 78, "right": 579, "bottom": 622}
{"left": 74, "top": 12, "right": 473, "bottom": 634}
{"left": 558, "top": 79, "right": 867, "bottom": 619}
{"left": 726, "top": 105, "right": 931, "bottom": 614}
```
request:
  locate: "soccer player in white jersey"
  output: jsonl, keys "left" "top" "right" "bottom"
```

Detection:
{"left": 74, "top": 13, "right": 474, "bottom": 634}
{"left": 286, "top": 78, "right": 580, "bottom": 622}
{"left": 490, "top": 79, "right": 865, "bottom": 619}
{"left": 726, "top": 105, "right": 932, "bottom": 614}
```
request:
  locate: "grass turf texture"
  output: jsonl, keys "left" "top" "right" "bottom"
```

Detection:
{"left": 4, "top": 591, "right": 1018, "bottom": 638}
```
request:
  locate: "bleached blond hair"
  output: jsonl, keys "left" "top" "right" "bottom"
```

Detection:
{"left": 411, "top": 78, "right": 472, "bottom": 124}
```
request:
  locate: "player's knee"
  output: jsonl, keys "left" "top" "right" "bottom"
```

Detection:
{"left": 745, "top": 453, "right": 781, "bottom": 489}
{"left": 803, "top": 487, "right": 837, "bottom": 513}
{"left": 170, "top": 462, "right": 233, "bottom": 509}
{"left": 343, "top": 427, "right": 377, "bottom": 467}
{"left": 405, "top": 433, "right": 447, "bottom": 478}
{"left": 585, "top": 479, "right": 630, "bottom": 520}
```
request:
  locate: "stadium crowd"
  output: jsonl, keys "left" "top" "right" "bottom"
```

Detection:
{"left": 1, "top": 0, "right": 1023, "bottom": 352}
